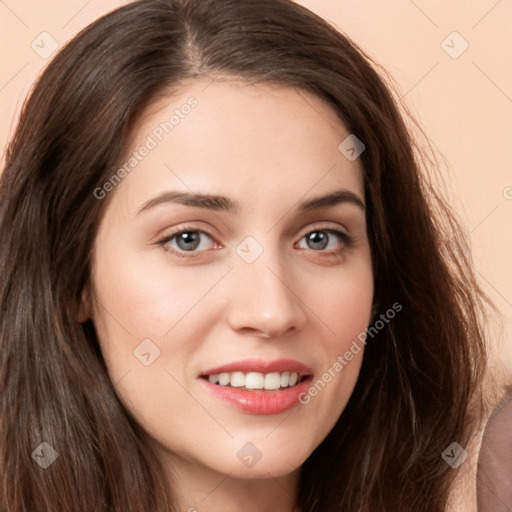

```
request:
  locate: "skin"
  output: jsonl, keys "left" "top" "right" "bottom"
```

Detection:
{"left": 83, "top": 80, "right": 374, "bottom": 512}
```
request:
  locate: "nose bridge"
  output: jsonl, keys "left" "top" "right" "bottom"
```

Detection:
{"left": 227, "top": 236, "right": 306, "bottom": 337}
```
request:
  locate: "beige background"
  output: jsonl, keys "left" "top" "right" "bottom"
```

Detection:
{"left": 1, "top": 0, "right": 511, "bottom": 376}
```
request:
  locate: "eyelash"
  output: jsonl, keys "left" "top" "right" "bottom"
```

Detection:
{"left": 156, "top": 224, "right": 354, "bottom": 259}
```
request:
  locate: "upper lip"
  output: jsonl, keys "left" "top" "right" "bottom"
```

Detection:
{"left": 200, "top": 358, "right": 313, "bottom": 377}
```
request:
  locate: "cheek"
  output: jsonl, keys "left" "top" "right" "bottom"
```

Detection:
{"left": 89, "top": 237, "right": 233, "bottom": 423}
{"left": 89, "top": 241, "right": 220, "bottom": 444}
{"left": 313, "top": 251, "right": 374, "bottom": 342}
{"left": 90, "top": 235, "right": 229, "bottom": 349}
{"left": 300, "top": 255, "right": 373, "bottom": 430}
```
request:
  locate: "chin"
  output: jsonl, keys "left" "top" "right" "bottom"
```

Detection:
{"left": 208, "top": 435, "right": 315, "bottom": 479}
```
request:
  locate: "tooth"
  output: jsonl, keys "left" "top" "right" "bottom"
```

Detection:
{"left": 230, "top": 371, "right": 246, "bottom": 387}
{"left": 264, "top": 372, "right": 281, "bottom": 390}
{"left": 209, "top": 370, "right": 304, "bottom": 388}
{"left": 245, "top": 372, "right": 264, "bottom": 389}
{"left": 218, "top": 372, "right": 230, "bottom": 386}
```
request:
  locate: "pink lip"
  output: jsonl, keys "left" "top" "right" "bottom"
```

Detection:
{"left": 200, "top": 358, "right": 313, "bottom": 376}
{"left": 199, "top": 358, "right": 314, "bottom": 415}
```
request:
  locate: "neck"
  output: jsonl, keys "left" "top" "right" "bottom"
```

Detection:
{"left": 161, "top": 451, "right": 300, "bottom": 512}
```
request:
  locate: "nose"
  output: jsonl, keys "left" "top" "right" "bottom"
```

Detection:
{"left": 226, "top": 251, "right": 308, "bottom": 339}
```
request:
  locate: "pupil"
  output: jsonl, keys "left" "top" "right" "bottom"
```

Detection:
{"left": 178, "top": 232, "right": 200, "bottom": 251}
{"left": 308, "top": 231, "right": 328, "bottom": 250}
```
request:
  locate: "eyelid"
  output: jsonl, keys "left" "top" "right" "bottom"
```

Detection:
{"left": 296, "top": 222, "right": 352, "bottom": 242}
{"left": 297, "top": 221, "right": 349, "bottom": 238}
{"left": 157, "top": 225, "right": 217, "bottom": 244}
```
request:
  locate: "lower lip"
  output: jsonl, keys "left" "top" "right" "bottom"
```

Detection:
{"left": 199, "top": 377, "right": 313, "bottom": 415}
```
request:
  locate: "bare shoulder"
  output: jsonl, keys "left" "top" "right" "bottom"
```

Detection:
{"left": 444, "top": 420, "right": 485, "bottom": 512}
{"left": 446, "top": 384, "right": 512, "bottom": 512}
{"left": 476, "top": 386, "right": 512, "bottom": 511}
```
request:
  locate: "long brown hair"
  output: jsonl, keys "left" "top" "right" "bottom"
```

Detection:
{"left": 0, "top": 0, "right": 489, "bottom": 510}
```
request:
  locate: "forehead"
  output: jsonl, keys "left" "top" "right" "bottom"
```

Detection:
{"left": 111, "top": 80, "right": 365, "bottom": 215}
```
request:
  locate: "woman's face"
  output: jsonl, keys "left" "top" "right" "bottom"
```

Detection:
{"left": 87, "top": 80, "right": 373, "bottom": 480}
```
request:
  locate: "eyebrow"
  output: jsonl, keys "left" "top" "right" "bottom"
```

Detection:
{"left": 136, "top": 188, "right": 365, "bottom": 216}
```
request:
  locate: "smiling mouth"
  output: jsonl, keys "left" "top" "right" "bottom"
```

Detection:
{"left": 200, "top": 371, "right": 310, "bottom": 391}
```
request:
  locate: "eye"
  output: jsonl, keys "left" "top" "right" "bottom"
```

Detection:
{"left": 297, "top": 228, "right": 352, "bottom": 252}
{"left": 157, "top": 227, "right": 217, "bottom": 257}
{"left": 156, "top": 225, "right": 353, "bottom": 259}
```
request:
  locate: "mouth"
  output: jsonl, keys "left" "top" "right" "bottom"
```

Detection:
{"left": 198, "top": 359, "right": 314, "bottom": 415}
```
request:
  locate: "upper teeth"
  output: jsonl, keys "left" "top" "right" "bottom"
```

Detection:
{"left": 208, "top": 371, "right": 299, "bottom": 390}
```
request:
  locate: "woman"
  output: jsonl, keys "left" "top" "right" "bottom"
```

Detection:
{"left": 0, "top": 0, "right": 498, "bottom": 510}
